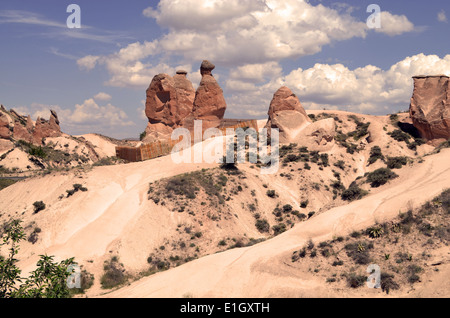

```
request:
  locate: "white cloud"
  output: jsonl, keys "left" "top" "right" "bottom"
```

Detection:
{"left": 220, "top": 53, "right": 450, "bottom": 118}
{"left": 282, "top": 53, "right": 450, "bottom": 114}
{"left": 229, "top": 61, "right": 282, "bottom": 83}
{"left": 81, "top": 0, "right": 417, "bottom": 91}
{"left": 77, "top": 55, "right": 100, "bottom": 71}
{"left": 375, "top": 11, "right": 415, "bottom": 36}
{"left": 16, "top": 95, "right": 135, "bottom": 136}
{"left": 438, "top": 10, "right": 448, "bottom": 23}
{"left": 93, "top": 92, "right": 112, "bottom": 101}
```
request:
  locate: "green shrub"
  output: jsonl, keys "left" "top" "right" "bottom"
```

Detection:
{"left": 345, "top": 242, "right": 372, "bottom": 265}
{"left": 341, "top": 183, "right": 368, "bottom": 202}
{"left": 367, "top": 226, "right": 384, "bottom": 238}
{"left": 380, "top": 273, "right": 400, "bottom": 294}
{"left": 255, "top": 219, "right": 270, "bottom": 233}
{"left": 33, "top": 201, "right": 46, "bottom": 214}
{"left": 386, "top": 156, "right": 408, "bottom": 169}
{"left": 300, "top": 200, "right": 309, "bottom": 208}
{"left": 266, "top": 190, "right": 276, "bottom": 198}
{"left": 272, "top": 223, "right": 286, "bottom": 236}
{"left": 29, "top": 146, "right": 47, "bottom": 159}
{"left": 388, "top": 129, "right": 411, "bottom": 143}
{"left": 0, "top": 178, "right": 16, "bottom": 191}
{"left": 368, "top": 146, "right": 384, "bottom": 165}
{"left": 320, "top": 153, "right": 329, "bottom": 167}
{"left": 345, "top": 273, "right": 367, "bottom": 288}
{"left": 334, "top": 160, "right": 346, "bottom": 170}
{"left": 101, "top": 258, "right": 126, "bottom": 289}
{"left": 366, "top": 168, "right": 398, "bottom": 188}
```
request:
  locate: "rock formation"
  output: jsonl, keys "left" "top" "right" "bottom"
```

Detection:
{"left": 183, "top": 60, "right": 227, "bottom": 131}
{"left": 0, "top": 107, "right": 62, "bottom": 144}
{"left": 143, "top": 60, "right": 227, "bottom": 143}
{"left": 264, "top": 86, "right": 312, "bottom": 143}
{"left": 32, "top": 111, "right": 62, "bottom": 144}
{"left": 0, "top": 110, "right": 11, "bottom": 140}
{"left": 410, "top": 75, "right": 450, "bottom": 142}
{"left": 143, "top": 71, "right": 196, "bottom": 143}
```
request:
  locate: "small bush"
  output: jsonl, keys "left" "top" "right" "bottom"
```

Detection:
{"left": 255, "top": 219, "right": 270, "bottom": 233}
{"left": 33, "top": 201, "right": 46, "bottom": 214}
{"left": 266, "top": 190, "right": 276, "bottom": 198}
{"left": 366, "top": 168, "right": 398, "bottom": 188}
{"left": 272, "top": 223, "right": 286, "bottom": 236}
{"left": 388, "top": 129, "right": 411, "bottom": 143}
{"left": 380, "top": 273, "right": 400, "bottom": 294}
{"left": 29, "top": 146, "right": 47, "bottom": 159}
{"left": 101, "top": 258, "right": 126, "bottom": 289}
{"left": 386, "top": 156, "right": 408, "bottom": 169}
{"left": 346, "top": 273, "right": 367, "bottom": 288}
{"left": 345, "top": 242, "right": 372, "bottom": 265}
{"left": 341, "top": 183, "right": 368, "bottom": 202}
{"left": 334, "top": 160, "right": 346, "bottom": 170}
{"left": 368, "top": 146, "right": 384, "bottom": 165}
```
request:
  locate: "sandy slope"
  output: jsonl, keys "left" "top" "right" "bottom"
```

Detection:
{"left": 102, "top": 148, "right": 450, "bottom": 298}
{"left": 0, "top": 112, "right": 448, "bottom": 298}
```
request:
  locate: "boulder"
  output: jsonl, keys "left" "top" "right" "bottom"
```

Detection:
{"left": 410, "top": 75, "right": 450, "bottom": 142}
{"left": 264, "top": 86, "right": 312, "bottom": 143}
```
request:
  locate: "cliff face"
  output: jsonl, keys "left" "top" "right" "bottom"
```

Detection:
{"left": 410, "top": 75, "right": 450, "bottom": 141}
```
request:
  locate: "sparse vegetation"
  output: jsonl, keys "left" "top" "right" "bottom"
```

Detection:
{"left": 66, "top": 183, "right": 88, "bottom": 197}
{"left": 32, "top": 201, "right": 46, "bottom": 214}
{"left": 386, "top": 156, "right": 408, "bottom": 169}
{"left": 101, "top": 257, "right": 127, "bottom": 289}
{"left": 0, "top": 178, "right": 16, "bottom": 191}
{"left": 368, "top": 146, "right": 384, "bottom": 165}
{"left": 341, "top": 182, "right": 368, "bottom": 202}
{"left": 366, "top": 168, "right": 398, "bottom": 188}
{"left": 255, "top": 219, "right": 270, "bottom": 233}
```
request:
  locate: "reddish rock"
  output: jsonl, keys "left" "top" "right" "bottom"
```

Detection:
{"left": 143, "top": 72, "right": 195, "bottom": 143}
{"left": 0, "top": 109, "right": 12, "bottom": 140}
{"left": 264, "top": 86, "right": 312, "bottom": 143}
{"left": 173, "top": 71, "right": 196, "bottom": 123}
{"left": 31, "top": 111, "right": 62, "bottom": 144}
{"left": 183, "top": 60, "right": 227, "bottom": 131}
{"left": 13, "top": 120, "right": 32, "bottom": 143}
{"left": 410, "top": 75, "right": 450, "bottom": 141}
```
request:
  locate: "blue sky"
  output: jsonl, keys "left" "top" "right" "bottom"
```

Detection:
{"left": 0, "top": 0, "right": 449, "bottom": 139}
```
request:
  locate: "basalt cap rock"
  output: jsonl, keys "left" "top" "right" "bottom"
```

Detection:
{"left": 200, "top": 60, "right": 215, "bottom": 76}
